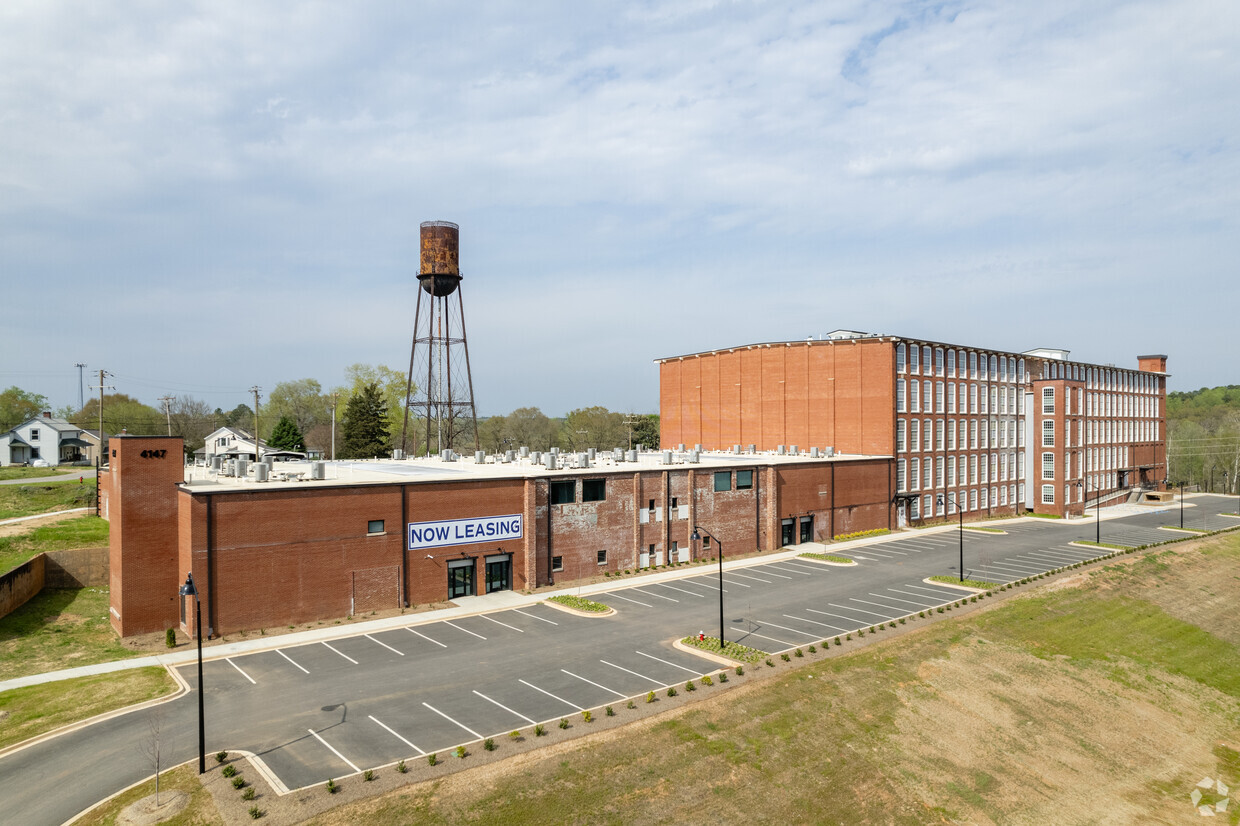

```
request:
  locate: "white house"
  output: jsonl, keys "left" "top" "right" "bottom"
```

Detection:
{"left": 195, "top": 426, "right": 305, "bottom": 464}
{"left": 0, "top": 412, "right": 95, "bottom": 467}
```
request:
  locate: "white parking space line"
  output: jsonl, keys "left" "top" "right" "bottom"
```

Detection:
{"left": 366, "top": 634, "right": 405, "bottom": 655}
{"left": 752, "top": 619, "right": 820, "bottom": 638}
{"left": 407, "top": 627, "right": 448, "bottom": 647}
{"left": 806, "top": 607, "right": 869, "bottom": 626}
{"left": 1030, "top": 548, "right": 1088, "bottom": 562}
{"left": 754, "top": 567, "right": 793, "bottom": 579}
{"left": 720, "top": 577, "right": 752, "bottom": 587}
{"left": 519, "top": 678, "right": 584, "bottom": 711}
{"left": 900, "top": 583, "right": 966, "bottom": 597}
{"left": 738, "top": 630, "right": 797, "bottom": 647}
{"left": 604, "top": 592, "right": 654, "bottom": 608}
{"left": 562, "top": 669, "right": 628, "bottom": 699}
{"left": 636, "top": 650, "right": 700, "bottom": 675}
{"left": 631, "top": 587, "right": 679, "bottom": 602}
{"left": 480, "top": 615, "right": 524, "bottom": 632}
{"left": 784, "top": 613, "right": 848, "bottom": 632}
{"left": 985, "top": 559, "right": 1045, "bottom": 574}
{"left": 321, "top": 642, "right": 358, "bottom": 664}
{"left": 512, "top": 608, "right": 558, "bottom": 625}
{"left": 423, "top": 702, "right": 484, "bottom": 740}
{"left": 728, "top": 571, "right": 773, "bottom": 584}
{"left": 848, "top": 597, "right": 905, "bottom": 615}
{"left": 226, "top": 658, "right": 256, "bottom": 684}
{"left": 829, "top": 602, "right": 891, "bottom": 620}
{"left": 308, "top": 728, "right": 360, "bottom": 774}
{"left": 654, "top": 582, "right": 704, "bottom": 595}
{"left": 443, "top": 620, "right": 487, "bottom": 640}
{"left": 666, "top": 580, "right": 719, "bottom": 595}
{"left": 276, "top": 649, "right": 310, "bottom": 674}
{"left": 600, "top": 660, "right": 663, "bottom": 685}
{"left": 885, "top": 588, "right": 943, "bottom": 606}
{"left": 778, "top": 560, "right": 827, "bottom": 573}
{"left": 473, "top": 690, "right": 537, "bottom": 725}
{"left": 767, "top": 564, "right": 814, "bottom": 575}
{"left": 369, "top": 715, "right": 425, "bottom": 755}
{"left": 873, "top": 592, "right": 931, "bottom": 609}
{"left": 849, "top": 548, "right": 896, "bottom": 559}
{"left": 681, "top": 578, "right": 727, "bottom": 593}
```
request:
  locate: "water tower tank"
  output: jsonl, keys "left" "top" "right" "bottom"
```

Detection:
{"left": 419, "top": 221, "right": 461, "bottom": 297}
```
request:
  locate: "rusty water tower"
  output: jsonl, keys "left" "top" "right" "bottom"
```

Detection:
{"left": 400, "top": 221, "right": 479, "bottom": 456}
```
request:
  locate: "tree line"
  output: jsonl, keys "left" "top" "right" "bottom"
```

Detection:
{"left": 1167, "top": 385, "right": 1240, "bottom": 493}
{"left": 1, "top": 366, "right": 659, "bottom": 460}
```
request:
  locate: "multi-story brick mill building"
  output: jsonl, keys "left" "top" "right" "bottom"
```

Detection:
{"left": 658, "top": 331, "right": 1168, "bottom": 525}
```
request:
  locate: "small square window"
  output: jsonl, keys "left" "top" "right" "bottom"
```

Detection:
{"left": 670, "top": 497, "right": 678, "bottom": 509}
{"left": 582, "top": 479, "right": 606, "bottom": 502}
{"left": 736, "top": 470, "right": 753, "bottom": 490}
{"left": 597, "top": 549, "right": 607, "bottom": 565}
{"left": 30, "top": 428, "right": 40, "bottom": 441}
{"left": 550, "top": 480, "right": 575, "bottom": 505}
{"left": 714, "top": 471, "right": 731, "bottom": 492}
{"left": 551, "top": 556, "right": 564, "bottom": 572}
{"left": 367, "top": 520, "right": 385, "bottom": 535}
{"left": 702, "top": 535, "right": 711, "bottom": 549}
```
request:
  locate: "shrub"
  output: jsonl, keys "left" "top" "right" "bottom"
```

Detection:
{"left": 919, "top": 611, "right": 925, "bottom": 618}
{"left": 326, "top": 778, "right": 338, "bottom": 794}
{"left": 215, "top": 751, "right": 228, "bottom": 764}
{"left": 248, "top": 805, "right": 263, "bottom": 819}
{"left": 232, "top": 776, "right": 246, "bottom": 789}
{"left": 484, "top": 737, "right": 496, "bottom": 751}
{"left": 222, "top": 765, "right": 238, "bottom": 778}
{"left": 765, "top": 658, "right": 775, "bottom": 667}
{"left": 888, "top": 622, "right": 896, "bottom": 628}
{"left": 582, "top": 710, "right": 593, "bottom": 723}
{"left": 165, "top": 628, "right": 176, "bottom": 648}
{"left": 780, "top": 653, "right": 791, "bottom": 662}
{"left": 808, "top": 645, "right": 816, "bottom": 653}
{"left": 685, "top": 680, "right": 696, "bottom": 691}
{"left": 535, "top": 724, "right": 546, "bottom": 737}
{"left": 364, "top": 769, "right": 375, "bottom": 781}
{"left": 605, "top": 705, "right": 615, "bottom": 716}
{"left": 557, "top": 718, "right": 570, "bottom": 730}
{"left": 719, "top": 672, "right": 728, "bottom": 683}
{"left": 547, "top": 594, "right": 609, "bottom": 613}
{"left": 858, "top": 629, "right": 865, "bottom": 637}
{"left": 604, "top": 571, "right": 611, "bottom": 577}
{"left": 627, "top": 699, "right": 636, "bottom": 709}
{"left": 456, "top": 745, "right": 467, "bottom": 759}
{"left": 899, "top": 618, "right": 906, "bottom": 624}
{"left": 834, "top": 637, "right": 841, "bottom": 646}
{"left": 667, "top": 686, "right": 678, "bottom": 697}
{"left": 242, "top": 786, "right": 256, "bottom": 800}
{"left": 735, "top": 666, "right": 744, "bottom": 676}
{"left": 936, "top": 607, "right": 944, "bottom": 613}
{"left": 846, "top": 633, "right": 852, "bottom": 640}
{"left": 428, "top": 753, "right": 439, "bottom": 766}
{"left": 794, "top": 648, "right": 804, "bottom": 658}
{"left": 870, "top": 626, "right": 876, "bottom": 633}
{"left": 397, "top": 759, "right": 408, "bottom": 773}
{"left": 702, "top": 674, "right": 713, "bottom": 685}
{"left": 647, "top": 691, "right": 656, "bottom": 703}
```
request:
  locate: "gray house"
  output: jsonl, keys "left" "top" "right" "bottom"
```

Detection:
{"left": 0, "top": 412, "right": 95, "bottom": 466}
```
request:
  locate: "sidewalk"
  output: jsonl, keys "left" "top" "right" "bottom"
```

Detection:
{"left": 0, "top": 500, "right": 1190, "bottom": 693}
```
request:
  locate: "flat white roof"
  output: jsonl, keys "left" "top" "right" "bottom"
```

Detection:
{"left": 181, "top": 448, "right": 887, "bottom": 492}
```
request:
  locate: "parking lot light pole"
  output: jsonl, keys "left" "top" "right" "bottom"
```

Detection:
{"left": 691, "top": 527, "right": 724, "bottom": 651}
{"left": 179, "top": 572, "right": 205, "bottom": 775}
{"left": 935, "top": 494, "right": 964, "bottom": 582}
{"left": 1179, "top": 481, "right": 1185, "bottom": 530}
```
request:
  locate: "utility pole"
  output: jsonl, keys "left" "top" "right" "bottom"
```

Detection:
{"left": 74, "top": 363, "right": 87, "bottom": 412}
{"left": 250, "top": 386, "right": 262, "bottom": 463}
{"left": 331, "top": 392, "right": 338, "bottom": 461}
{"left": 159, "top": 396, "right": 174, "bottom": 436}
{"left": 624, "top": 413, "right": 639, "bottom": 450}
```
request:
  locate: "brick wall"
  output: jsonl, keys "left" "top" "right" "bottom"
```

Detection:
{"left": 44, "top": 547, "right": 109, "bottom": 588}
{"left": 0, "top": 556, "right": 45, "bottom": 620}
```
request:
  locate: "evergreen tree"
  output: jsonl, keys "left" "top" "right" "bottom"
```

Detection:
{"left": 269, "top": 415, "right": 306, "bottom": 452}
{"left": 340, "top": 382, "right": 391, "bottom": 458}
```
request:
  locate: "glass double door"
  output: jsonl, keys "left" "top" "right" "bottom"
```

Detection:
{"left": 486, "top": 558, "right": 511, "bottom": 593}
{"left": 448, "top": 564, "right": 474, "bottom": 599}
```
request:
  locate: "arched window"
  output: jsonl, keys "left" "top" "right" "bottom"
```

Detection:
{"left": 896, "top": 343, "right": 906, "bottom": 372}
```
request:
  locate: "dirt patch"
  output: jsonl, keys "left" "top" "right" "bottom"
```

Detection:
{"left": 0, "top": 510, "right": 84, "bottom": 538}
{"left": 117, "top": 790, "right": 189, "bottom": 825}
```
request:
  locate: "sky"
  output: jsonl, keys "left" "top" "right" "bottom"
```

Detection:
{"left": 1, "top": 0, "right": 1237, "bottom": 417}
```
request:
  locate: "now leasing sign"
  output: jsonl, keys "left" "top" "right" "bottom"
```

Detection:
{"left": 407, "top": 514, "right": 523, "bottom": 551}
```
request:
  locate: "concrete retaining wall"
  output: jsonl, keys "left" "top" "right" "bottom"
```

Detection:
{"left": 0, "top": 556, "right": 46, "bottom": 620}
{"left": 0, "top": 547, "right": 108, "bottom": 621}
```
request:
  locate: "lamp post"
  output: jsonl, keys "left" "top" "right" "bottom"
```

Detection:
{"left": 935, "top": 493, "right": 965, "bottom": 582}
{"left": 690, "top": 526, "right": 725, "bottom": 650}
{"left": 1179, "top": 480, "right": 1185, "bottom": 530}
{"left": 179, "top": 572, "right": 205, "bottom": 775}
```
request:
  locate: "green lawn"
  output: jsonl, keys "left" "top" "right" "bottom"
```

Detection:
{"left": 0, "top": 586, "right": 139, "bottom": 681}
{"left": 0, "top": 515, "right": 108, "bottom": 575}
{"left": 0, "top": 467, "right": 79, "bottom": 481}
{"left": 0, "top": 479, "right": 96, "bottom": 519}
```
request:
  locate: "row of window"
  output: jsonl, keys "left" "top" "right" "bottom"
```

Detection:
{"left": 907, "top": 484, "right": 1023, "bottom": 518}
{"left": 897, "top": 343, "right": 1024, "bottom": 383}
{"left": 897, "top": 418, "right": 1022, "bottom": 452}
{"left": 1038, "top": 446, "right": 1132, "bottom": 481}
{"left": 897, "top": 453, "right": 1024, "bottom": 492}
{"left": 1043, "top": 361, "right": 1161, "bottom": 394}
{"left": 551, "top": 472, "right": 758, "bottom": 507}
{"left": 896, "top": 380, "right": 1022, "bottom": 416}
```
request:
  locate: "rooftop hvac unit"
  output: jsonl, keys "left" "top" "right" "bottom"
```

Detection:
{"left": 392, "top": 448, "right": 404, "bottom": 460}
{"left": 777, "top": 445, "right": 786, "bottom": 455}
{"left": 689, "top": 450, "right": 700, "bottom": 463}
{"left": 475, "top": 450, "right": 486, "bottom": 464}
{"left": 810, "top": 447, "right": 820, "bottom": 458}
{"left": 577, "top": 452, "right": 590, "bottom": 468}
{"left": 790, "top": 445, "right": 799, "bottom": 454}
{"left": 504, "top": 450, "right": 514, "bottom": 463}
{"left": 694, "top": 444, "right": 701, "bottom": 452}
{"left": 587, "top": 448, "right": 596, "bottom": 461}
{"left": 635, "top": 443, "right": 644, "bottom": 453}
{"left": 626, "top": 450, "right": 637, "bottom": 462}
{"left": 546, "top": 453, "right": 557, "bottom": 470}
{"left": 550, "top": 447, "right": 559, "bottom": 455}
{"left": 677, "top": 443, "right": 685, "bottom": 451}
{"left": 733, "top": 445, "right": 741, "bottom": 454}
{"left": 237, "top": 459, "right": 249, "bottom": 477}
{"left": 520, "top": 446, "right": 529, "bottom": 457}
{"left": 254, "top": 463, "right": 269, "bottom": 482}
{"left": 662, "top": 451, "right": 673, "bottom": 465}
{"left": 530, "top": 451, "right": 540, "bottom": 465}
{"left": 824, "top": 446, "right": 835, "bottom": 457}
{"left": 310, "top": 462, "right": 325, "bottom": 480}
{"left": 211, "top": 456, "right": 222, "bottom": 472}
{"left": 747, "top": 444, "right": 756, "bottom": 454}
{"left": 613, "top": 448, "right": 624, "bottom": 462}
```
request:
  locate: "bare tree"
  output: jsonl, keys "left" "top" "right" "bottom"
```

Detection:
{"left": 138, "top": 706, "right": 175, "bottom": 805}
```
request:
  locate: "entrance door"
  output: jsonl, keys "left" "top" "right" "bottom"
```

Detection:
{"left": 448, "top": 562, "right": 475, "bottom": 598}
{"left": 485, "top": 558, "right": 512, "bottom": 593}
{"left": 799, "top": 516, "right": 814, "bottom": 544}
{"left": 781, "top": 519, "right": 794, "bottom": 547}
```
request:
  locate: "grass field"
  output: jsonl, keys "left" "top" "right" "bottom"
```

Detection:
{"left": 291, "top": 534, "right": 1240, "bottom": 825}
{"left": 0, "top": 515, "right": 108, "bottom": 575}
{"left": 0, "top": 666, "right": 175, "bottom": 752}
{"left": 0, "top": 479, "right": 95, "bottom": 520}
{"left": 0, "top": 586, "right": 141, "bottom": 681}
{"left": 0, "top": 467, "right": 79, "bottom": 482}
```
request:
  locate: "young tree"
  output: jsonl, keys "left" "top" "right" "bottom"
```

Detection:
{"left": 340, "top": 382, "right": 391, "bottom": 459}
{"left": 630, "top": 414, "right": 660, "bottom": 449}
{"left": 269, "top": 415, "right": 306, "bottom": 452}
